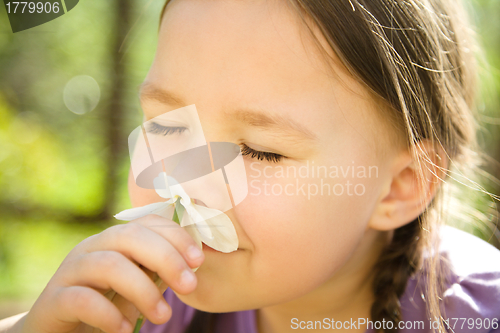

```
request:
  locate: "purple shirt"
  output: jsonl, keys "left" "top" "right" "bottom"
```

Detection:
{"left": 141, "top": 226, "right": 500, "bottom": 333}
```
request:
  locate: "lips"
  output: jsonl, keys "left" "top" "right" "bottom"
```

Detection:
{"left": 202, "top": 243, "right": 241, "bottom": 253}
{"left": 202, "top": 243, "right": 222, "bottom": 253}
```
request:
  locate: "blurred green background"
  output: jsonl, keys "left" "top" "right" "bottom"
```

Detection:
{"left": 0, "top": 0, "right": 164, "bottom": 317}
{"left": 0, "top": 0, "right": 500, "bottom": 320}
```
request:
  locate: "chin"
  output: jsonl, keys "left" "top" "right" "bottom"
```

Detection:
{"left": 175, "top": 277, "right": 264, "bottom": 313}
{"left": 175, "top": 289, "right": 244, "bottom": 313}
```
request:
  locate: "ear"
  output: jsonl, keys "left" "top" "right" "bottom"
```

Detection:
{"left": 368, "top": 140, "right": 448, "bottom": 231}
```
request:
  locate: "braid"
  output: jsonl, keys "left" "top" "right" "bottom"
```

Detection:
{"left": 183, "top": 310, "right": 216, "bottom": 333}
{"left": 370, "top": 219, "right": 423, "bottom": 332}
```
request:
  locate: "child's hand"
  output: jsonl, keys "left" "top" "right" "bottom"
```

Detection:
{"left": 20, "top": 214, "right": 205, "bottom": 333}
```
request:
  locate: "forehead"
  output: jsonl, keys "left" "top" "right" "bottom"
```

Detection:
{"left": 152, "top": 0, "right": 361, "bottom": 101}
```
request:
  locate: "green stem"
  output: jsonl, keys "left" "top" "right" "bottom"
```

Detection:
{"left": 132, "top": 316, "right": 144, "bottom": 333}
{"left": 172, "top": 197, "right": 185, "bottom": 225}
{"left": 132, "top": 198, "right": 184, "bottom": 333}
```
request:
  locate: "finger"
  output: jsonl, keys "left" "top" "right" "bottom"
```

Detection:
{"left": 55, "top": 286, "right": 134, "bottom": 333}
{"left": 142, "top": 267, "right": 169, "bottom": 295}
{"left": 136, "top": 215, "right": 205, "bottom": 267}
{"left": 81, "top": 222, "right": 200, "bottom": 293}
{"left": 63, "top": 251, "right": 172, "bottom": 324}
{"left": 71, "top": 216, "right": 204, "bottom": 269}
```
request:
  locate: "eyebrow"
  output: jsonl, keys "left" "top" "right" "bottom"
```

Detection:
{"left": 139, "top": 83, "right": 317, "bottom": 141}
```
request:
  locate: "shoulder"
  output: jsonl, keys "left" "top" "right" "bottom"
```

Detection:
{"left": 438, "top": 226, "right": 500, "bottom": 331}
{"left": 140, "top": 288, "right": 196, "bottom": 333}
{"left": 438, "top": 225, "right": 500, "bottom": 276}
{"left": 400, "top": 226, "right": 500, "bottom": 333}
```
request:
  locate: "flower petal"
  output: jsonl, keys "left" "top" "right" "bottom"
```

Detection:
{"left": 114, "top": 202, "right": 172, "bottom": 221}
{"left": 183, "top": 204, "right": 208, "bottom": 224}
{"left": 191, "top": 204, "right": 239, "bottom": 253}
{"left": 152, "top": 202, "right": 176, "bottom": 219}
{"left": 181, "top": 206, "right": 213, "bottom": 241}
{"left": 168, "top": 180, "right": 193, "bottom": 206}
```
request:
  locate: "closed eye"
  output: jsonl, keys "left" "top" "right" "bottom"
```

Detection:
{"left": 146, "top": 122, "right": 187, "bottom": 135}
{"left": 240, "top": 143, "right": 285, "bottom": 163}
{"left": 144, "top": 123, "right": 285, "bottom": 163}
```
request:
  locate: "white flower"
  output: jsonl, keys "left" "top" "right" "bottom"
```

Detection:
{"left": 114, "top": 172, "right": 239, "bottom": 253}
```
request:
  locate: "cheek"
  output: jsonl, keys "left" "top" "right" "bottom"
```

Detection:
{"left": 236, "top": 159, "right": 383, "bottom": 296}
{"left": 128, "top": 169, "right": 162, "bottom": 207}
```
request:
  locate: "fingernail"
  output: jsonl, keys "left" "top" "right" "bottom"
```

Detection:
{"left": 120, "top": 320, "right": 132, "bottom": 333}
{"left": 180, "top": 269, "right": 196, "bottom": 286}
{"left": 186, "top": 245, "right": 203, "bottom": 260}
{"left": 156, "top": 301, "right": 169, "bottom": 319}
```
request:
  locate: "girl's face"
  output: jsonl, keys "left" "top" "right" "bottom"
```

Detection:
{"left": 130, "top": 0, "right": 401, "bottom": 312}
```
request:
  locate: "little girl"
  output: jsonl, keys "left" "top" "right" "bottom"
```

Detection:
{"left": 1, "top": 0, "right": 500, "bottom": 332}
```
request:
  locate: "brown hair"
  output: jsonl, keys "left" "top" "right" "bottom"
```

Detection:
{"left": 158, "top": 0, "right": 482, "bottom": 332}
{"left": 287, "top": 2, "right": 480, "bottom": 332}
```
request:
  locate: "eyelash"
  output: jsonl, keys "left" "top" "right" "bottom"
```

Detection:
{"left": 145, "top": 123, "right": 285, "bottom": 163}
{"left": 240, "top": 143, "right": 285, "bottom": 163}
{"left": 146, "top": 122, "right": 187, "bottom": 135}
